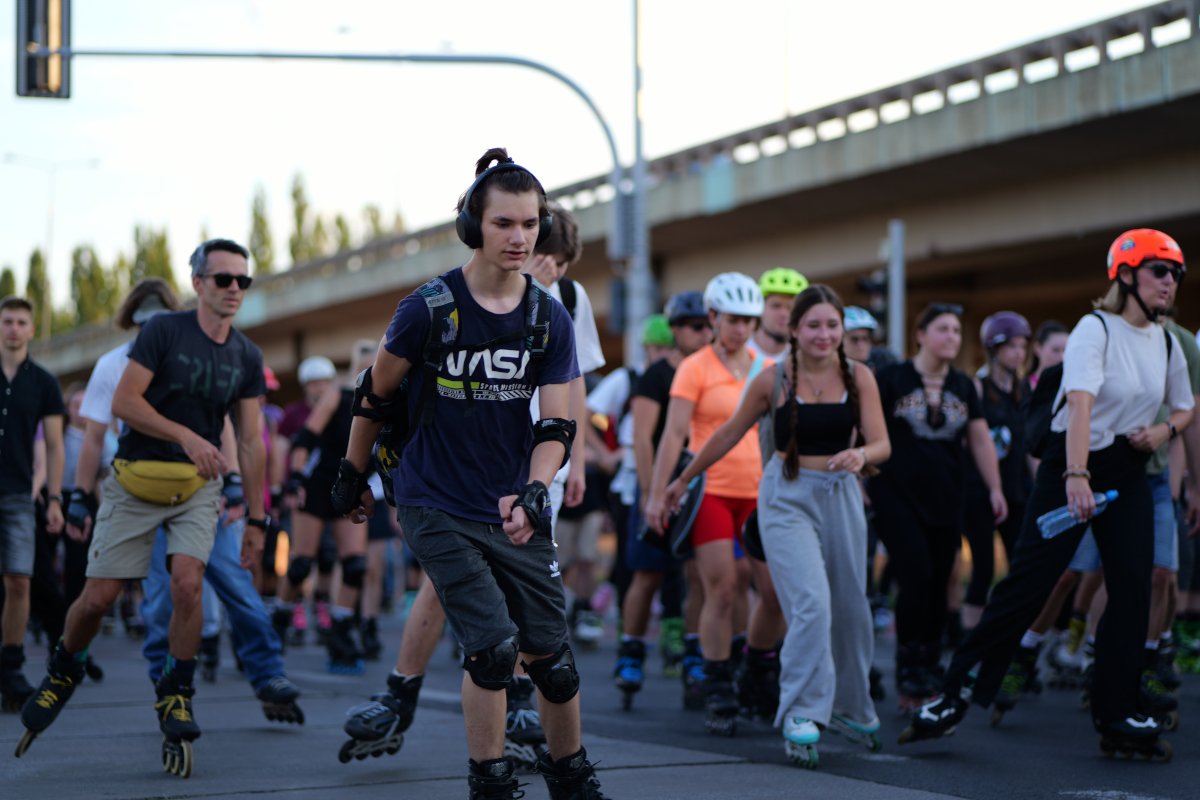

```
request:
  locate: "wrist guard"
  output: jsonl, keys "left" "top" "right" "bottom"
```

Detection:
{"left": 352, "top": 366, "right": 407, "bottom": 423}
{"left": 292, "top": 427, "right": 319, "bottom": 453}
{"left": 222, "top": 473, "right": 246, "bottom": 508}
{"left": 532, "top": 418, "right": 577, "bottom": 469}
{"left": 66, "top": 487, "right": 98, "bottom": 530}
{"left": 286, "top": 470, "right": 305, "bottom": 495}
{"left": 330, "top": 459, "right": 370, "bottom": 517}
{"left": 514, "top": 480, "right": 552, "bottom": 539}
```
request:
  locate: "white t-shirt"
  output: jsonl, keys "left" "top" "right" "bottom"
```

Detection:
{"left": 1051, "top": 311, "right": 1194, "bottom": 451}
{"left": 79, "top": 341, "right": 133, "bottom": 426}
{"left": 587, "top": 367, "right": 639, "bottom": 503}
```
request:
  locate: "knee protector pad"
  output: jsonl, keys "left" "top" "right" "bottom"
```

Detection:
{"left": 522, "top": 642, "right": 580, "bottom": 704}
{"left": 463, "top": 637, "right": 519, "bottom": 691}
{"left": 286, "top": 556, "right": 313, "bottom": 588}
{"left": 341, "top": 554, "right": 367, "bottom": 588}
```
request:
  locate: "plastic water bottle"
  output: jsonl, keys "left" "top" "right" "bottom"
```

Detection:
{"left": 1037, "top": 490, "right": 1119, "bottom": 539}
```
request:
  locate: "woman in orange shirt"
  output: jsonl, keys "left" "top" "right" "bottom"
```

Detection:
{"left": 646, "top": 272, "right": 785, "bottom": 737}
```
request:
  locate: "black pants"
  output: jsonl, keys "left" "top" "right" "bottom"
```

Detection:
{"left": 963, "top": 494, "right": 1024, "bottom": 607}
{"left": 944, "top": 435, "right": 1152, "bottom": 725}
{"left": 30, "top": 515, "right": 67, "bottom": 646}
{"left": 872, "top": 486, "right": 959, "bottom": 652}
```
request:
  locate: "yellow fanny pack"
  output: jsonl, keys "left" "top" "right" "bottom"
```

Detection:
{"left": 112, "top": 459, "right": 209, "bottom": 506}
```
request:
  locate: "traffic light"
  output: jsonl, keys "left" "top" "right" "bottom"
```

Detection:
{"left": 16, "top": 0, "right": 71, "bottom": 98}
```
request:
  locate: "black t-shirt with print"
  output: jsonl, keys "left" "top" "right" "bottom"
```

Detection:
{"left": 632, "top": 357, "right": 677, "bottom": 452}
{"left": 870, "top": 360, "right": 983, "bottom": 527}
{"left": 117, "top": 310, "right": 267, "bottom": 464}
{"left": 966, "top": 374, "right": 1030, "bottom": 505}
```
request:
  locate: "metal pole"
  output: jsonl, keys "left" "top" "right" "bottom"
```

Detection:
{"left": 624, "top": 0, "right": 654, "bottom": 368}
{"left": 43, "top": 167, "right": 55, "bottom": 342}
{"left": 887, "top": 219, "right": 906, "bottom": 359}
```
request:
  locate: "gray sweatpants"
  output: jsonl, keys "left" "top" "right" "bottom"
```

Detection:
{"left": 758, "top": 458, "right": 876, "bottom": 728}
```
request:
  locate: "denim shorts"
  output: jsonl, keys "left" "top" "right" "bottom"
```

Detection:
{"left": 396, "top": 505, "right": 568, "bottom": 656}
{"left": 0, "top": 493, "right": 37, "bottom": 576}
{"left": 1068, "top": 472, "right": 1177, "bottom": 572}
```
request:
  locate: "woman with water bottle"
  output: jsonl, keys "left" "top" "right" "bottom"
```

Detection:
{"left": 901, "top": 229, "right": 1194, "bottom": 762}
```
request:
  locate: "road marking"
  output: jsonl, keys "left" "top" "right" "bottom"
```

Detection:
{"left": 1060, "top": 792, "right": 1174, "bottom": 800}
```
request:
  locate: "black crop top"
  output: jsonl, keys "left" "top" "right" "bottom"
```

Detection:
{"left": 774, "top": 393, "right": 856, "bottom": 455}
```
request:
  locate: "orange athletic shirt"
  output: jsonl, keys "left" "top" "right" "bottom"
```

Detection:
{"left": 669, "top": 346, "right": 772, "bottom": 499}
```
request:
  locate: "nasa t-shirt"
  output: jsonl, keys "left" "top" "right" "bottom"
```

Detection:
{"left": 384, "top": 267, "right": 580, "bottom": 523}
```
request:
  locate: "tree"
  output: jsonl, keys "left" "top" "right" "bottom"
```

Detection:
{"left": 289, "top": 172, "right": 313, "bottom": 265}
{"left": 133, "top": 226, "right": 178, "bottom": 293}
{"left": 392, "top": 211, "right": 406, "bottom": 235}
{"left": 334, "top": 214, "right": 352, "bottom": 252}
{"left": 362, "top": 204, "right": 385, "bottom": 241}
{"left": 26, "top": 249, "right": 47, "bottom": 333}
{"left": 312, "top": 215, "right": 329, "bottom": 259}
{"left": 0, "top": 267, "right": 15, "bottom": 298}
{"left": 70, "top": 246, "right": 117, "bottom": 326}
{"left": 249, "top": 185, "right": 275, "bottom": 274}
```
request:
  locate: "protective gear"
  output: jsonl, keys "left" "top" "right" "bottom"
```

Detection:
{"left": 980, "top": 312, "right": 1032, "bottom": 352}
{"left": 330, "top": 459, "right": 370, "bottom": 517}
{"left": 531, "top": 419, "right": 577, "bottom": 469}
{"left": 352, "top": 366, "right": 407, "bottom": 423}
{"left": 65, "top": 488, "right": 98, "bottom": 531}
{"left": 222, "top": 473, "right": 246, "bottom": 510}
{"left": 522, "top": 643, "right": 580, "bottom": 704}
{"left": 1107, "top": 228, "right": 1185, "bottom": 280}
{"left": 298, "top": 356, "right": 336, "bottom": 385}
{"left": 703, "top": 273, "right": 764, "bottom": 317}
{"left": 286, "top": 470, "right": 305, "bottom": 495}
{"left": 758, "top": 268, "right": 808, "bottom": 297}
{"left": 513, "top": 481, "right": 552, "bottom": 539}
{"left": 843, "top": 306, "right": 878, "bottom": 332}
{"left": 642, "top": 314, "right": 674, "bottom": 347}
{"left": 664, "top": 291, "right": 706, "bottom": 324}
{"left": 341, "top": 555, "right": 367, "bottom": 589}
{"left": 292, "top": 428, "right": 319, "bottom": 453}
{"left": 287, "top": 556, "right": 314, "bottom": 587}
{"left": 464, "top": 637, "right": 520, "bottom": 691}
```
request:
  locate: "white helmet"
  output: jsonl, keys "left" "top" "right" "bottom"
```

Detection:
{"left": 297, "top": 356, "right": 336, "bottom": 385}
{"left": 844, "top": 306, "right": 878, "bottom": 332}
{"left": 703, "top": 272, "right": 764, "bottom": 317}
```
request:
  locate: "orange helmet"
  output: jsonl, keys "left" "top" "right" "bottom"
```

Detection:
{"left": 1107, "top": 229, "right": 1184, "bottom": 280}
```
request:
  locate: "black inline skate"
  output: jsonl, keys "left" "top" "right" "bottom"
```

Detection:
{"left": 614, "top": 639, "right": 645, "bottom": 711}
{"left": 326, "top": 615, "right": 365, "bottom": 675}
{"left": 199, "top": 635, "right": 220, "bottom": 683}
{"left": 360, "top": 617, "right": 383, "bottom": 661}
{"left": 0, "top": 644, "right": 35, "bottom": 713}
{"left": 702, "top": 660, "right": 739, "bottom": 736}
{"left": 869, "top": 665, "right": 886, "bottom": 701}
{"left": 14, "top": 643, "right": 87, "bottom": 757}
{"left": 468, "top": 756, "right": 522, "bottom": 800}
{"left": 505, "top": 675, "right": 549, "bottom": 771}
{"left": 897, "top": 686, "right": 971, "bottom": 745}
{"left": 681, "top": 638, "right": 705, "bottom": 710}
{"left": 895, "top": 643, "right": 936, "bottom": 716}
{"left": 991, "top": 643, "right": 1041, "bottom": 726}
{"left": 339, "top": 672, "right": 421, "bottom": 762}
{"left": 270, "top": 606, "right": 292, "bottom": 653}
{"left": 737, "top": 646, "right": 780, "bottom": 721}
{"left": 1139, "top": 651, "right": 1179, "bottom": 732}
{"left": 536, "top": 746, "right": 612, "bottom": 800}
{"left": 1152, "top": 639, "right": 1182, "bottom": 692}
{"left": 155, "top": 670, "right": 201, "bottom": 778}
{"left": 1096, "top": 715, "right": 1171, "bottom": 761}
{"left": 258, "top": 676, "right": 305, "bottom": 724}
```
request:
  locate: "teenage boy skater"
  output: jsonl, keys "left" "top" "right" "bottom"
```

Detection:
{"left": 337, "top": 149, "right": 610, "bottom": 799}
{"left": 16, "top": 239, "right": 268, "bottom": 775}
{"left": 0, "top": 297, "right": 65, "bottom": 713}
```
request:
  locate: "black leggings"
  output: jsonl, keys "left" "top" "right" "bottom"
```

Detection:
{"left": 944, "top": 435, "right": 1153, "bottom": 725}
{"left": 962, "top": 494, "right": 1024, "bottom": 607}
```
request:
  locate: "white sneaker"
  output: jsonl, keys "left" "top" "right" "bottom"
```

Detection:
{"left": 574, "top": 611, "right": 603, "bottom": 644}
{"left": 782, "top": 716, "right": 820, "bottom": 745}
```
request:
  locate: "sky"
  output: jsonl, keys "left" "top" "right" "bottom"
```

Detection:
{"left": 0, "top": 0, "right": 1158, "bottom": 305}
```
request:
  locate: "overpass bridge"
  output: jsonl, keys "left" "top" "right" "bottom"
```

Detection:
{"left": 37, "top": 0, "right": 1200, "bottom": 396}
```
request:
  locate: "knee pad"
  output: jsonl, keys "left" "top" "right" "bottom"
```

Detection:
{"left": 463, "top": 637, "right": 519, "bottom": 691}
{"left": 341, "top": 554, "right": 367, "bottom": 588}
{"left": 286, "top": 556, "right": 313, "bottom": 587}
{"left": 522, "top": 642, "right": 580, "bottom": 704}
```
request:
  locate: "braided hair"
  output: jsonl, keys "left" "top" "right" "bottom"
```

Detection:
{"left": 782, "top": 285, "right": 876, "bottom": 480}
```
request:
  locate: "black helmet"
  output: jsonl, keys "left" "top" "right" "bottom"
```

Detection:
{"left": 664, "top": 291, "right": 706, "bottom": 325}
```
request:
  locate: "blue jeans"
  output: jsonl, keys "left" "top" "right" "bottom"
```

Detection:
{"left": 142, "top": 519, "right": 286, "bottom": 692}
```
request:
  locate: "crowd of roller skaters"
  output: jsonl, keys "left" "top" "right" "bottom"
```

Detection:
{"left": 0, "top": 145, "right": 1195, "bottom": 797}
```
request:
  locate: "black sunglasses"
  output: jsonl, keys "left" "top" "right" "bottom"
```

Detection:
{"left": 1148, "top": 263, "right": 1186, "bottom": 283}
{"left": 684, "top": 320, "right": 712, "bottom": 332}
{"left": 204, "top": 273, "right": 253, "bottom": 291}
{"left": 929, "top": 302, "right": 963, "bottom": 316}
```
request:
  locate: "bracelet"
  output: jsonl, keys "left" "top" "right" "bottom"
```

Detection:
{"left": 858, "top": 447, "right": 867, "bottom": 465}
{"left": 1063, "top": 468, "right": 1091, "bottom": 480}
{"left": 1168, "top": 421, "right": 1178, "bottom": 439}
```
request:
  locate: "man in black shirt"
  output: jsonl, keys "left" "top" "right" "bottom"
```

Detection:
{"left": 0, "top": 297, "right": 65, "bottom": 713}
{"left": 16, "top": 240, "right": 268, "bottom": 778}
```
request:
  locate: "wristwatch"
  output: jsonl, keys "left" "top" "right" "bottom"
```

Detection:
{"left": 246, "top": 516, "right": 272, "bottom": 531}
{"left": 1168, "top": 421, "right": 1179, "bottom": 439}
{"left": 48, "top": 493, "right": 63, "bottom": 505}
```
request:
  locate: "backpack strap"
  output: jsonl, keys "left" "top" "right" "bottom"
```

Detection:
{"left": 524, "top": 274, "right": 552, "bottom": 393}
{"left": 557, "top": 277, "right": 578, "bottom": 321}
{"left": 1050, "top": 312, "right": 1110, "bottom": 420}
{"left": 416, "top": 276, "right": 457, "bottom": 426}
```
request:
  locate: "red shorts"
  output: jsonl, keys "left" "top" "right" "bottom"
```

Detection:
{"left": 690, "top": 493, "right": 757, "bottom": 548}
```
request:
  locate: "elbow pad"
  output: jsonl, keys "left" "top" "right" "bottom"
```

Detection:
{"left": 352, "top": 366, "right": 407, "bottom": 423}
{"left": 532, "top": 418, "right": 577, "bottom": 469}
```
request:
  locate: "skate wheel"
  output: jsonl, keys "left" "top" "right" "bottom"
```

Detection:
{"left": 991, "top": 709, "right": 1005, "bottom": 727}
{"left": 1163, "top": 711, "right": 1178, "bottom": 732}
{"left": 14, "top": 729, "right": 38, "bottom": 758}
{"left": 355, "top": 750, "right": 369, "bottom": 760}
{"left": 177, "top": 740, "right": 192, "bottom": 778}
{"left": 371, "top": 749, "right": 384, "bottom": 757}
{"left": 868, "top": 734, "right": 883, "bottom": 753}
{"left": 338, "top": 740, "right": 355, "bottom": 764}
{"left": 1158, "top": 739, "right": 1173, "bottom": 762}
{"left": 897, "top": 727, "right": 916, "bottom": 745}
{"left": 385, "top": 739, "right": 402, "bottom": 756}
{"left": 162, "top": 739, "right": 175, "bottom": 773}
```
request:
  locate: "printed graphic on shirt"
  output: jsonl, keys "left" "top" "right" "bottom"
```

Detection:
{"left": 892, "top": 388, "right": 971, "bottom": 441}
{"left": 436, "top": 348, "right": 535, "bottom": 401}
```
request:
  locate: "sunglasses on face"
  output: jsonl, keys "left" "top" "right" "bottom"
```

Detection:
{"left": 1147, "top": 263, "right": 1186, "bottom": 283}
{"left": 204, "top": 273, "right": 253, "bottom": 291}
{"left": 681, "top": 320, "right": 711, "bottom": 332}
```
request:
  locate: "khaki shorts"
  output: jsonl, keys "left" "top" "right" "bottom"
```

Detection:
{"left": 86, "top": 472, "right": 222, "bottom": 580}
{"left": 553, "top": 510, "right": 604, "bottom": 567}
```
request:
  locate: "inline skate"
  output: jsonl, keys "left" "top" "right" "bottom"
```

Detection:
{"left": 658, "top": 616, "right": 685, "bottom": 678}
{"left": 199, "top": 635, "right": 220, "bottom": 683}
{"left": 991, "top": 644, "right": 1041, "bottom": 726}
{"left": 270, "top": 605, "right": 293, "bottom": 652}
{"left": 782, "top": 716, "right": 820, "bottom": 768}
{"left": 468, "top": 756, "right": 522, "bottom": 800}
{"left": 1139, "top": 652, "right": 1179, "bottom": 732}
{"left": 258, "top": 676, "right": 305, "bottom": 724}
{"left": 737, "top": 646, "right": 780, "bottom": 721}
{"left": 681, "top": 638, "right": 706, "bottom": 710}
{"left": 326, "top": 616, "right": 366, "bottom": 675}
{"left": 1151, "top": 639, "right": 1181, "bottom": 693}
{"left": 868, "top": 665, "right": 886, "bottom": 701}
{"left": 339, "top": 673, "right": 421, "bottom": 762}
{"left": 829, "top": 714, "right": 883, "bottom": 752}
{"left": 14, "top": 644, "right": 87, "bottom": 757}
{"left": 155, "top": 669, "right": 201, "bottom": 778}
{"left": 614, "top": 639, "right": 645, "bottom": 710}
{"left": 0, "top": 645, "right": 35, "bottom": 713}
{"left": 536, "top": 746, "right": 612, "bottom": 800}
{"left": 895, "top": 643, "right": 936, "bottom": 716}
{"left": 572, "top": 603, "right": 603, "bottom": 652}
{"left": 702, "top": 660, "right": 739, "bottom": 736}
{"left": 505, "top": 675, "right": 549, "bottom": 771}
{"left": 360, "top": 617, "right": 383, "bottom": 661}
{"left": 1096, "top": 715, "right": 1171, "bottom": 761}
{"left": 897, "top": 686, "right": 971, "bottom": 745}
{"left": 313, "top": 594, "right": 333, "bottom": 646}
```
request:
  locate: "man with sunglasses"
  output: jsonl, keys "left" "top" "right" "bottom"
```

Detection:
{"left": 17, "top": 239, "right": 269, "bottom": 777}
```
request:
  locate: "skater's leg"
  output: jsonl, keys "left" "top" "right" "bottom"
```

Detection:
{"left": 167, "top": 554, "right": 207, "bottom": 661}
{"left": 362, "top": 538, "right": 386, "bottom": 620}
{"left": 961, "top": 493, "right": 997, "bottom": 631}
{"left": 63, "top": 577, "right": 125, "bottom": 652}
{"left": 396, "top": 578, "right": 445, "bottom": 675}
{"left": 141, "top": 528, "right": 173, "bottom": 682}
{"left": 746, "top": 557, "right": 783, "bottom": 649}
{"left": 1, "top": 574, "right": 31, "bottom": 645}
{"left": 200, "top": 579, "right": 221, "bottom": 639}
{"left": 277, "top": 511, "right": 322, "bottom": 605}
{"left": 622, "top": 570, "right": 663, "bottom": 638}
{"left": 1029, "top": 569, "right": 1080, "bottom": 636}
{"left": 693, "top": 539, "right": 737, "bottom": 662}
{"left": 531, "top": 676, "right": 582, "bottom": 760}
{"left": 0, "top": 492, "right": 37, "bottom": 645}
{"left": 30, "top": 526, "right": 67, "bottom": 645}
{"left": 461, "top": 671, "right": 506, "bottom": 760}
{"left": 332, "top": 517, "right": 367, "bottom": 612}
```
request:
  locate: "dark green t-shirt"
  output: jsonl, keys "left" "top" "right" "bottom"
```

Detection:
{"left": 1147, "top": 320, "right": 1200, "bottom": 476}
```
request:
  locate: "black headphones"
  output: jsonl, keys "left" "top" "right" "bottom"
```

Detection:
{"left": 455, "top": 159, "right": 553, "bottom": 250}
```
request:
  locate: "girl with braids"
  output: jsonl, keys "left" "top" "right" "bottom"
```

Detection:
{"left": 661, "top": 285, "right": 890, "bottom": 767}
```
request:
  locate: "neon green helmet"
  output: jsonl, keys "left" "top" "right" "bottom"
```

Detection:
{"left": 642, "top": 314, "right": 674, "bottom": 347}
{"left": 758, "top": 268, "right": 808, "bottom": 297}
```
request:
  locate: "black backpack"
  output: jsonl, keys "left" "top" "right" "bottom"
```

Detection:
{"left": 374, "top": 273, "right": 553, "bottom": 505}
{"left": 557, "top": 277, "right": 578, "bottom": 321}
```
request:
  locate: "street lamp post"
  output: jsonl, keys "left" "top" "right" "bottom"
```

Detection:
{"left": 3, "top": 153, "right": 99, "bottom": 340}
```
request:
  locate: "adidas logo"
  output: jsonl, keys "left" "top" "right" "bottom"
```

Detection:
{"left": 549, "top": 561, "right": 560, "bottom": 578}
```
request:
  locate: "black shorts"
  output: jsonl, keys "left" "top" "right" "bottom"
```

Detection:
{"left": 396, "top": 505, "right": 567, "bottom": 656}
{"left": 367, "top": 508, "right": 394, "bottom": 541}
{"left": 301, "top": 472, "right": 337, "bottom": 521}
